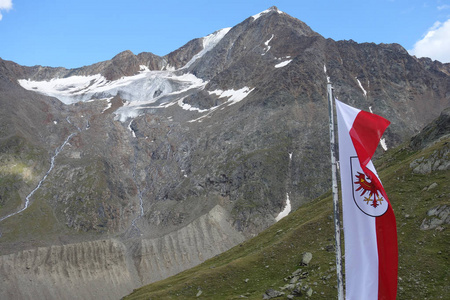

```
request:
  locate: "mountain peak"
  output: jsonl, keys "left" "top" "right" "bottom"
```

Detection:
{"left": 251, "top": 6, "right": 283, "bottom": 20}
{"left": 112, "top": 50, "right": 135, "bottom": 60}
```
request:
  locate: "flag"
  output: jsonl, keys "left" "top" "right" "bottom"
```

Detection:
{"left": 336, "top": 99, "right": 398, "bottom": 300}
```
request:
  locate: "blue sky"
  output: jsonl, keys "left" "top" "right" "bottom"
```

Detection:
{"left": 1, "top": 0, "right": 449, "bottom": 68}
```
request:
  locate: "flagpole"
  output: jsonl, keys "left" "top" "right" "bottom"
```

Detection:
{"left": 327, "top": 78, "right": 345, "bottom": 300}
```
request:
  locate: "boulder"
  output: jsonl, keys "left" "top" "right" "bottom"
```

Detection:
{"left": 301, "top": 252, "right": 313, "bottom": 266}
{"left": 420, "top": 205, "right": 449, "bottom": 230}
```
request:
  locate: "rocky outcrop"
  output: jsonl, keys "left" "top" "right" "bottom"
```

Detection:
{"left": 409, "top": 143, "right": 450, "bottom": 174}
{"left": 263, "top": 252, "right": 315, "bottom": 299}
{"left": 420, "top": 205, "right": 450, "bottom": 230}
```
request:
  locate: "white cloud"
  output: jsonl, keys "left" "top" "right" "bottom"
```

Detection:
{"left": 0, "top": 0, "right": 12, "bottom": 21}
{"left": 437, "top": 4, "right": 450, "bottom": 11}
{"left": 409, "top": 19, "right": 450, "bottom": 63}
{"left": 0, "top": 0, "right": 12, "bottom": 10}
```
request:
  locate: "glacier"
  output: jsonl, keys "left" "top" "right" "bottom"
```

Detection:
{"left": 18, "top": 69, "right": 205, "bottom": 106}
{"left": 16, "top": 27, "right": 255, "bottom": 123}
{"left": 18, "top": 65, "right": 256, "bottom": 123}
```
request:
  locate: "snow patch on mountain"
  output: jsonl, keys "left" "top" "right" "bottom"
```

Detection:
{"left": 182, "top": 28, "right": 231, "bottom": 69}
{"left": 262, "top": 34, "right": 274, "bottom": 55}
{"left": 181, "top": 87, "right": 255, "bottom": 123}
{"left": 128, "top": 120, "right": 137, "bottom": 138}
{"left": 101, "top": 97, "right": 114, "bottom": 113}
{"left": 208, "top": 87, "right": 255, "bottom": 105}
{"left": 356, "top": 77, "right": 367, "bottom": 97}
{"left": 265, "top": 35, "right": 274, "bottom": 47}
{"left": 275, "top": 59, "right": 292, "bottom": 68}
{"left": 114, "top": 107, "right": 142, "bottom": 123}
{"left": 275, "top": 193, "right": 291, "bottom": 222}
{"left": 139, "top": 65, "right": 149, "bottom": 72}
{"left": 178, "top": 97, "right": 210, "bottom": 113}
{"left": 380, "top": 138, "right": 388, "bottom": 151}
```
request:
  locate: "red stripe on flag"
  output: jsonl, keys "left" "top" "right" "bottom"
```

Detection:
{"left": 349, "top": 109, "right": 398, "bottom": 299}
{"left": 349, "top": 110, "right": 390, "bottom": 167}
{"left": 376, "top": 206, "right": 398, "bottom": 299}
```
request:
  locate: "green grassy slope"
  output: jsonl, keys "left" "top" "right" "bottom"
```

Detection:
{"left": 125, "top": 137, "right": 449, "bottom": 299}
{"left": 0, "top": 136, "right": 47, "bottom": 219}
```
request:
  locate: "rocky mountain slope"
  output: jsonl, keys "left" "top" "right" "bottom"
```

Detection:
{"left": 0, "top": 6, "right": 449, "bottom": 299}
{"left": 125, "top": 110, "right": 450, "bottom": 299}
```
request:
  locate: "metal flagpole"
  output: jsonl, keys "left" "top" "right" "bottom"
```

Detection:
{"left": 327, "top": 78, "right": 345, "bottom": 300}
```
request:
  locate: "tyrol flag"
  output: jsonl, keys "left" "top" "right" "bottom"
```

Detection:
{"left": 336, "top": 100, "right": 398, "bottom": 300}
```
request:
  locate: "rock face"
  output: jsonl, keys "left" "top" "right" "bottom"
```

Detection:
{"left": 410, "top": 107, "right": 450, "bottom": 150}
{"left": 0, "top": 6, "right": 449, "bottom": 299}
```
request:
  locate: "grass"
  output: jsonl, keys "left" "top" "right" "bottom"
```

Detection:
{"left": 378, "top": 139, "right": 449, "bottom": 299}
{"left": 0, "top": 192, "right": 61, "bottom": 242}
{"left": 0, "top": 136, "right": 47, "bottom": 217}
{"left": 125, "top": 137, "right": 449, "bottom": 299}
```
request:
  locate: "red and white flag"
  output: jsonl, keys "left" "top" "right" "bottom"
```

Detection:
{"left": 336, "top": 99, "right": 398, "bottom": 300}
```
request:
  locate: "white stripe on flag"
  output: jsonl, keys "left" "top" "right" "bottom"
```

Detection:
{"left": 336, "top": 99, "right": 397, "bottom": 300}
{"left": 336, "top": 100, "right": 380, "bottom": 300}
